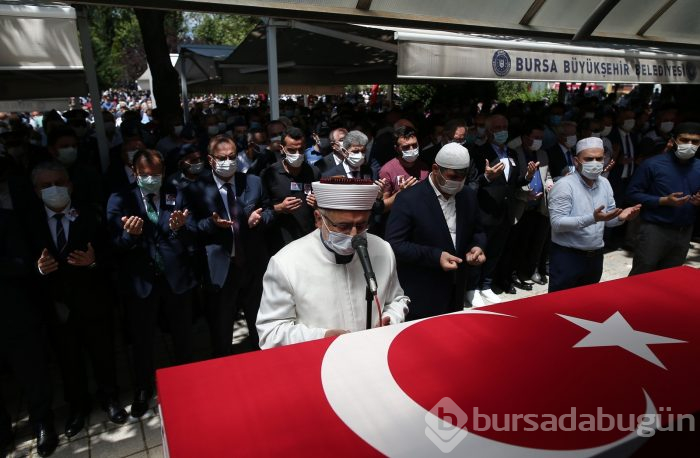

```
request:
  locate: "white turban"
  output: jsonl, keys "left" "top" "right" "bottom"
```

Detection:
{"left": 435, "top": 143, "right": 470, "bottom": 169}
{"left": 576, "top": 137, "right": 604, "bottom": 155}
{"left": 312, "top": 180, "right": 379, "bottom": 211}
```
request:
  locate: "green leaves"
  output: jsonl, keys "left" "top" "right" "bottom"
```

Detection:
{"left": 188, "top": 13, "right": 257, "bottom": 46}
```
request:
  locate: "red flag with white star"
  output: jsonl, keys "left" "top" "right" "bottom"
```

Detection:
{"left": 157, "top": 266, "right": 700, "bottom": 457}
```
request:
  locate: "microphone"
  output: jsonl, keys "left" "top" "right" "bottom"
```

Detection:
{"left": 352, "top": 235, "right": 377, "bottom": 294}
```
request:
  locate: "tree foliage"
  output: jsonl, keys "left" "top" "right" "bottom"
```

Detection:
{"left": 188, "top": 13, "right": 258, "bottom": 46}
{"left": 88, "top": 7, "right": 185, "bottom": 88}
{"left": 495, "top": 81, "right": 557, "bottom": 104}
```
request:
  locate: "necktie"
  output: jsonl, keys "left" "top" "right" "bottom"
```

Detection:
{"left": 626, "top": 134, "right": 634, "bottom": 175}
{"left": 145, "top": 193, "right": 159, "bottom": 224}
{"left": 53, "top": 213, "right": 66, "bottom": 253}
{"left": 565, "top": 150, "right": 573, "bottom": 167}
{"left": 145, "top": 193, "right": 165, "bottom": 272}
{"left": 223, "top": 182, "right": 244, "bottom": 264}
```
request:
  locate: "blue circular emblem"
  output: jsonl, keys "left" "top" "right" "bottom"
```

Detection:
{"left": 492, "top": 50, "right": 511, "bottom": 77}
{"left": 687, "top": 63, "right": 697, "bottom": 82}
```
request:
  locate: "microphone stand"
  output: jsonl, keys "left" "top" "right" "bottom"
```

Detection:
{"left": 366, "top": 285, "right": 373, "bottom": 330}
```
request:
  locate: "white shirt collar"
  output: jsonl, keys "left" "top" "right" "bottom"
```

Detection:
{"left": 428, "top": 173, "right": 452, "bottom": 201}
{"left": 212, "top": 170, "right": 235, "bottom": 190}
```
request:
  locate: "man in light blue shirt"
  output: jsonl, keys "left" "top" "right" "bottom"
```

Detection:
{"left": 548, "top": 137, "right": 641, "bottom": 293}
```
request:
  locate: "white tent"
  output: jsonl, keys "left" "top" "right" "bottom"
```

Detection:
{"left": 136, "top": 53, "right": 179, "bottom": 92}
{"left": 0, "top": 2, "right": 85, "bottom": 111}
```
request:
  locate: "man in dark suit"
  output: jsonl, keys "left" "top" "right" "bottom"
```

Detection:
{"left": 546, "top": 121, "right": 578, "bottom": 181}
{"left": 313, "top": 128, "right": 347, "bottom": 174}
{"left": 107, "top": 149, "right": 197, "bottom": 418}
{"left": 1, "top": 157, "right": 57, "bottom": 457}
{"left": 419, "top": 118, "right": 468, "bottom": 166}
{"left": 470, "top": 114, "right": 531, "bottom": 305}
{"left": 186, "top": 135, "right": 274, "bottom": 355}
{"left": 606, "top": 109, "right": 641, "bottom": 205}
{"left": 27, "top": 161, "right": 127, "bottom": 438}
{"left": 386, "top": 143, "right": 486, "bottom": 320}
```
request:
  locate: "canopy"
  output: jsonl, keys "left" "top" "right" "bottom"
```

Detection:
{"left": 64, "top": 0, "right": 700, "bottom": 51}
{"left": 0, "top": 2, "right": 85, "bottom": 108}
{"left": 217, "top": 20, "right": 397, "bottom": 92}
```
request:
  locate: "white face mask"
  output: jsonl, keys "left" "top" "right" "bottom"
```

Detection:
{"left": 675, "top": 143, "right": 698, "bottom": 161}
{"left": 529, "top": 139, "right": 543, "bottom": 151}
{"left": 41, "top": 185, "right": 70, "bottom": 209}
{"left": 346, "top": 152, "right": 365, "bottom": 168}
{"left": 580, "top": 160, "right": 604, "bottom": 180}
{"left": 622, "top": 119, "right": 636, "bottom": 132}
{"left": 565, "top": 135, "right": 578, "bottom": 149}
{"left": 57, "top": 147, "right": 78, "bottom": 166}
{"left": 600, "top": 126, "right": 612, "bottom": 137}
{"left": 284, "top": 152, "right": 304, "bottom": 168}
{"left": 214, "top": 158, "right": 237, "bottom": 177}
{"left": 208, "top": 125, "right": 220, "bottom": 137}
{"left": 659, "top": 121, "right": 675, "bottom": 134}
{"left": 591, "top": 132, "right": 602, "bottom": 138}
{"left": 174, "top": 125, "right": 184, "bottom": 136}
{"left": 321, "top": 217, "right": 365, "bottom": 256}
{"left": 437, "top": 170, "right": 465, "bottom": 195}
{"left": 401, "top": 147, "right": 419, "bottom": 163}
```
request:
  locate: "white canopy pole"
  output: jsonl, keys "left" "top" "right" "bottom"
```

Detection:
{"left": 75, "top": 5, "right": 109, "bottom": 173}
{"left": 180, "top": 51, "right": 190, "bottom": 125}
{"left": 265, "top": 18, "right": 280, "bottom": 120}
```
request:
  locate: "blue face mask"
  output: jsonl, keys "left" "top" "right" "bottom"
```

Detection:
{"left": 137, "top": 175, "right": 162, "bottom": 194}
{"left": 493, "top": 130, "right": 509, "bottom": 145}
{"left": 550, "top": 115, "right": 562, "bottom": 127}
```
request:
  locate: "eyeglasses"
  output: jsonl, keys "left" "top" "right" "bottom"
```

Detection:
{"left": 322, "top": 215, "right": 370, "bottom": 234}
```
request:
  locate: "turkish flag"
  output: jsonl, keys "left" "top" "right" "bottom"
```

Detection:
{"left": 157, "top": 266, "right": 700, "bottom": 457}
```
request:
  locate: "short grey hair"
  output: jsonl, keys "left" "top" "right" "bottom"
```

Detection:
{"left": 342, "top": 130, "right": 368, "bottom": 149}
{"left": 31, "top": 161, "right": 69, "bottom": 186}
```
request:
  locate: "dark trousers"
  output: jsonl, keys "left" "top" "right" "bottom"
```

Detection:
{"left": 49, "top": 306, "right": 118, "bottom": 411}
{"left": 548, "top": 243, "right": 604, "bottom": 293}
{"left": 1, "top": 295, "right": 53, "bottom": 433}
{"left": 205, "top": 262, "right": 262, "bottom": 358}
{"left": 512, "top": 210, "right": 550, "bottom": 278}
{"left": 478, "top": 220, "right": 511, "bottom": 290}
{"left": 629, "top": 221, "right": 693, "bottom": 276}
{"left": 125, "top": 277, "right": 193, "bottom": 392}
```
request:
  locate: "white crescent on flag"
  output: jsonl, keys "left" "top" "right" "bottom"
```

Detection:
{"left": 321, "top": 309, "right": 662, "bottom": 457}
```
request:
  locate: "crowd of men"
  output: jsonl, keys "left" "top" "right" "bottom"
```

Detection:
{"left": 1, "top": 91, "right": 700, "bottom": 456}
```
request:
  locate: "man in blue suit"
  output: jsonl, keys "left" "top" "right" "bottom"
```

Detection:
{"left": 186, "top": 135, "right": 274, "bottom": 356}
{"left": 106, "top": 149, "right": 197, "bottom": 418}
{"left": 386, "top": 143, "right": 487, "bottom": 320}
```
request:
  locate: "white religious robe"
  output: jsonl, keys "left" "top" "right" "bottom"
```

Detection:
{"left": 257, "top": 229, "right": 410, "bottom": 349}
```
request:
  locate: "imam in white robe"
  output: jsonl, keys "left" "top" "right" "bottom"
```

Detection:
{"left": 257, "top": 229, "right": 410, "bottom": 349}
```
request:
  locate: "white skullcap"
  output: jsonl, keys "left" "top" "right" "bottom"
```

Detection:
{"left": 312, "top": 181, "right": 379, "bottom": 211}
{"left": 576, "top": 136, "right": 604, "bottom": 155}
{"left": 435, "top": 143, "right": 470, "bottom": 169}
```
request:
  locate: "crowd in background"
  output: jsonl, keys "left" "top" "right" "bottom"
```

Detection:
{"left": 1, "top": 87, "right": 699, "bottom": 456}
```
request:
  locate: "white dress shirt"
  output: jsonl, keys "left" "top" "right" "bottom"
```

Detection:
{"left": 45, "top": 204, "right": 76, "bottom": 248}
{"left": 428, "top": 174, "right": 457, "bottom": 249}
{"left": 212, "top": 171, "right": 237, "bottom": 256}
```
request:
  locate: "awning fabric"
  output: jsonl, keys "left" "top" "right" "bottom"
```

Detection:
{"left": 0, "top": 3, "right": 86, "bottom": 103}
